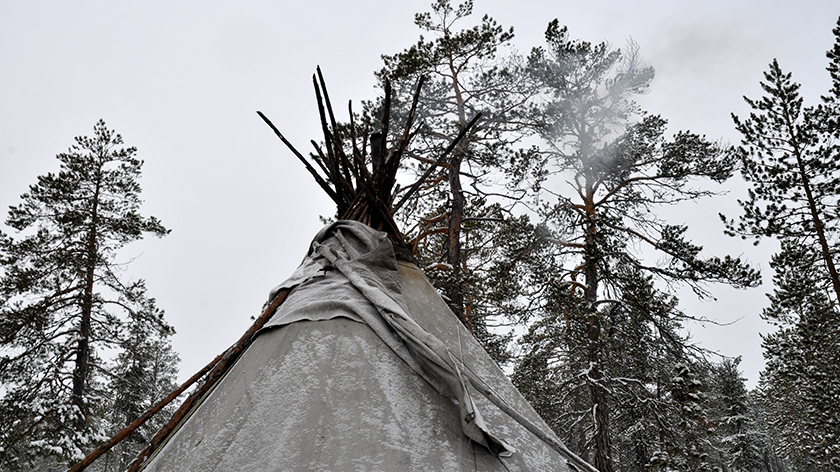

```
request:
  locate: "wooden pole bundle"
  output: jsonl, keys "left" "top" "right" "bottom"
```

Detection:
{"left": 258, "top": 67, "right": 480, "bottom": 248}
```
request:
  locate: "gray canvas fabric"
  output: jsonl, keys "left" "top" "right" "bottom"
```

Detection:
{"left": 142, "top": 319, "right": 515, "bottom": 471}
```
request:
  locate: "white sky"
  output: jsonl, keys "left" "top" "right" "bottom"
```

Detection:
{"left": 1, "top": 0, "right": 837, "bottom": 389}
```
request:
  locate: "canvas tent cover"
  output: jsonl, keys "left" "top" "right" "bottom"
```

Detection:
{"left": 140, "top": 221, "right": 577, "bottom": 471}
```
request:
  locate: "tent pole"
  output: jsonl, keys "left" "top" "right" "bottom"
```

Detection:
{"left": 466, "top": 375, "right": 599, "bottom": 472}
{"left": 66, "top": 351, "right": 225, "bottom": 472}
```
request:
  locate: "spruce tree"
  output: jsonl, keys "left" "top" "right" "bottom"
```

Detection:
{"left": 103, "top": 323, "right": 179, "bottom": 472}
{"left": 707, "top": 358, "right": 769, "bottom": 472}
{"left": 0, "top": 120, "right": 174, "bottom": 470}
{"left": 758, "top": 243, "right": 840, "bottom": 470}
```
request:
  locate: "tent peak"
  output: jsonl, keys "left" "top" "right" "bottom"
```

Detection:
{"left": 257, "top": 69, "right": 480, "bottom": 250}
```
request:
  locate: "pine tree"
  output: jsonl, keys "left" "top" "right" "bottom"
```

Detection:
{"left": 375, "top": 0, "right": 536, "bottom": 360}
{"left": 725, "top": 16, "right": 840, "bottom": 471}
{"left": 102, "top": 323, "right": 179, "bottom": 472}
{"left": 513, "top": 22, "right": 760, "bottom": 472}
{"left": 724, "top": 58, "right": 840, "bottom": 303}
{"left": 0, "top": 120, "right": 173, "bottom": 470}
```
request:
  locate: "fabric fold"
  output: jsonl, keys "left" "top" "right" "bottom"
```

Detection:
{"left": 262, "top": 220, "right": 514, "bottom": 456}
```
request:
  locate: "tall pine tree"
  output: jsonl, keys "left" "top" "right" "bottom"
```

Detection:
{"left": 0, "top": 121, "right": 175, "bottom": 470}
{"left": 725, "top": 16, "right": 840, "bottom": 471}
{"left": 375, "top": 0, "right": 536, "bottom": 360}
{"left": 513, "top": 21, "right": 760, "bottom": 472}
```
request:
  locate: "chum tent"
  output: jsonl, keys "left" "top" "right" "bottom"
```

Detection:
{"left": 69, "top": 70, "right": 596, "bottom": 472}
{"left": 136, "top": 220, "right": 588, "bottom": 471}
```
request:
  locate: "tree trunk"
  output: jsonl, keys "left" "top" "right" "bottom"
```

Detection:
{"left": 792, "top": 146, "right": 840, "bottom": 304}
{"left": 779, "top": 99, "right": 840, "bottom": 304}
{"left": 72, "top": 177, "right": 101, "bottom": 431}
{"left": 446, "top": 150, "right": 467, "bottom": 323}
{"left": 587, "top": 320, "right": 612, "bottom": 472}
{"left": 445, "top": 53, "right": 470, "bottom": 326}
{"left": 584, "top": 183, "right": 613, "bottom": 472}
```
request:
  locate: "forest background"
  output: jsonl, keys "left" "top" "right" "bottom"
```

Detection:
{"left": 4, "top": 0, "right": 835, "bottom": 391}
{"left": 1, "top": 0, "right": 838, "bottom": 470}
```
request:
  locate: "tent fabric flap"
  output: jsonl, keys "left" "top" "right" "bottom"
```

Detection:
{"left": 263, "top": 220, "right": 513, "bottom": 456}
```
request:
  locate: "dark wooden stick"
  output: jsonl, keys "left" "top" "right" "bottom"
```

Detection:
{"left": 348, "top": 100, "right": 363, "bottom": 181}
{"left": 312, "top": 74, "right": 343, "bottom": 208}
{"left": 378, "top": 80, "right": 391, "bottom": 169}
{"left": 316, "top": 68, "right": 355, "bottom": 188}
{"left": 392, "top": 76, "right": 425, "bottom": 165}
{"left": 316, "top": 66, "right": 340, "bottom": 140}
{"left": 309, "top": 141, "right": 336, "bottom": 179}
{"left": 347, "top": 101, "right": 376, "bottom": 195}
{"left": 257, "top": 111, "right": 339, "bottom": 204}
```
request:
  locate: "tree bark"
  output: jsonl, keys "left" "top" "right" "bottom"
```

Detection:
{"left": 791, "top": 141, "right": 840, "bottom": 304}
{"left": 444, "top": 50, "right": 470, "bottom": 325}
{"left": 782, "top": 84, "right": 840, "bottom": 303}
{"left": 583, "top": 176, "right": 613, "bottom": 472}
{"left": 72, "top": 175, "right": 101, "bottom": 431}
{"left": 446, "top": 150, "right": 467, "bottom": 322}
{"left": 775, "top": 86, "right": 840, "bottom": 304}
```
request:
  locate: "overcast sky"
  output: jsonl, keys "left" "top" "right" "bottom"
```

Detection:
{"left": 2, "top": 0, "right": 837, "bottom": 389}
